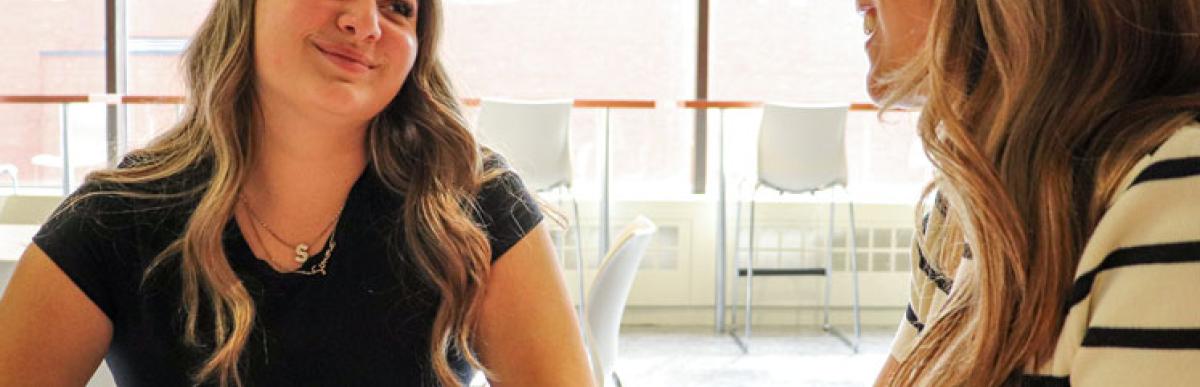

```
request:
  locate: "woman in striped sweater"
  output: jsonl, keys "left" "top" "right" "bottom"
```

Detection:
{"left": 858, "top": 0, "right": 1200, "bottom": 385}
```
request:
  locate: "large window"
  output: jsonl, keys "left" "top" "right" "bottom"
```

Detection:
{"left": 2, "top": 1, "right": 929, "bottom": 201}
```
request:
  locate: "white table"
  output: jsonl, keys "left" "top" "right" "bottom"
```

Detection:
{"left": 0, "top": 224, "right": 39, "bottom": 262}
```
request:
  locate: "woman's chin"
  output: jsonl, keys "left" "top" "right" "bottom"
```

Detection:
{"left": 865, "top": 76, "right": 892, "bottom": 106}
{"left": 308, "top": 87, "right": 386, "bottom": 119}
{"left": 866, "top": 73, "right": 925, "bottom": 109}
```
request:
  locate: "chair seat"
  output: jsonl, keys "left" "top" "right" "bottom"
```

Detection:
{"left": 736, "top": 267, "right": 826, "bottom": 277}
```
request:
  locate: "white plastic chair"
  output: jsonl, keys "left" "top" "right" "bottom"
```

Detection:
{"left": 584, "top": 216, "right": 656, "bottom": 387}
{"left": 0, "top": 195, "right": 65, "bottom": 225}
{"left": 476, "top": 98, "right": 574, "bottom": 190}
{"left": 474, "top": 98, "right": 588, "bottom": 313}
{"left": 730, "top": 102, "right": 862, "bottom": 353}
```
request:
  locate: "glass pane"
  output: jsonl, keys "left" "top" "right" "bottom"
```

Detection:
{"left": 126, "top": 105, "right": 183, "bottom": 150}
{"left": 780, "top": 250, "right": 803, "bottom": 268}
{"left": 855, "top": 229, "right": 871, "bottom": 248}
{"left": 872, "top": 251, "right": 892, "bottom": 272}
{"left": 873, "top": 228, "right": 894, "bottom": 248}
{"left": 1, "top": 1, "right": 107, "bottom": 94}
{"left": 125, "top": 0, "right": 215, "bottom": 149}
{"left": 443, "top": 0, "right": 698, "bottom": 195}
{"left": 895, "top": 251, "right": 912, "bottom": 272}
{"left": 2, "top": 0, "right": 107, "bottom": 193}
{"left": 831, "top": 250, "right": 847, "bottom": 271}
{"left": 896, "top": 228, "right": 914, "bottom": 248}
{"left": 126, "top": 0, "right": 213, "bottom": 95}
{"left": 855, "top": 252, "right": 870, "bottom": 272}
{"left": 711, "top": 0, "right": 932, "bottom": 204}
{"left": 655, "top": 226, "right": 679, "bottom": 248}
{"left": 711, "top": 0, "right": 867, "bottom": 103}
{"left": 781, "top": 229, "right": 805, "bottom": 249}
{"left": 756, "top": 228, "right": 780, "bottom": 249}
{"left": 1, "top": 105, "right": 64, "bottom": 192}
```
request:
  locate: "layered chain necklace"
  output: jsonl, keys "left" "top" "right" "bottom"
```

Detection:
{"left": 240, "top": 195, "right": 344, "bottom": 276}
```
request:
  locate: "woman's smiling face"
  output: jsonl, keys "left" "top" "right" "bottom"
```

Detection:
{"left": 254, "top": 0, "right": 421, "bottom": 122}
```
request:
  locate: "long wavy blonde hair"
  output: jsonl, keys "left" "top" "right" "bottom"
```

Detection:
{"left": 73, "top": 0, "right": 497, "bottom": 385}
{"left": 880, "top": 1, "right": 1200, "bottom": 385}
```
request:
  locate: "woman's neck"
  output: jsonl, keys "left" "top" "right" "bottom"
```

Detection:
{"left": 243, "top": 103, "right": 370, "bottom": 214}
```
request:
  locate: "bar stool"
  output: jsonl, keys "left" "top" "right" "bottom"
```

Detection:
{"left": 475, "top": 98, "right": 587, "bottom": 313}
{"left": 730, "top": 102, "right": 862, "bottom": 353}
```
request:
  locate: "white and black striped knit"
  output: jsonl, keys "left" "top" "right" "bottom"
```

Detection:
{"left": 890, "top": 124, "right": 1200, "bottom": 386}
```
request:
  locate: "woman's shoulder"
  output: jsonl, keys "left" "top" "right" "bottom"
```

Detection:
{"left": 476, "top": 151, "right": 534, "bottom": 208}
{"left": 1098, "top": 122, "right": 1200, "bottom": 220}
{"left": 1077, "top": 123, "right": 1200, "bottom": 269}
{"left": 29, "top": 153, "right": 204, "bottom": 322}
{"left": 45, "top": 153, "right": 208, "bottom": 235}
{"left": 474, "top": 150, "right": 545, "bottom": 262}
{"left": 1111, "top": 123, "right": 1200, "bottom": 195}
{"left": 1063, "top": 125, "right": 1200, "bottom": 379}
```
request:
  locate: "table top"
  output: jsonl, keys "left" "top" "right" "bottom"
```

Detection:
{"left": 0, "top": 224, "right": 39, "bottom": 262}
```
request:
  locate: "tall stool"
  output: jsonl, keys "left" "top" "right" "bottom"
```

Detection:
{"left": 730, "top": 103, "right": 862, "bottom": 353}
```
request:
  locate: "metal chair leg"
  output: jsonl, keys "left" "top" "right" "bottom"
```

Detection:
{"left": 817, "top": 187, "right": 861, "bottom": 354}
{"left": 730, "top": 182, "right": 744, "bottom": 333}
{"left": 847, "top": 192, "right": 862, "bottom": 353}
{"left": 569, "top": 188, "right": 586, "bottom": 318}
{"left": 823, "top": 199, "right": 835, "bottom": 330}
{"left": 744, "top": 185, "right": 758, "bottom": 345}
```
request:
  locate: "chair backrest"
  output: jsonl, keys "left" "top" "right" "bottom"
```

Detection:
{"left": 0, "top": 195, "right": 64, "bottom": 225}
{"left": 584, "top": 216, "right": 656, "bottom": 385}
{"left": 757, "top": 103, "right": 851, "bottom": 193}
{"left": 475, "top": 98, "right": 574, "bottom": 191}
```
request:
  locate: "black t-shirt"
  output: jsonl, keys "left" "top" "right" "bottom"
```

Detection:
{"left": 33, "top": 155, "right": 543, "bottom": 386}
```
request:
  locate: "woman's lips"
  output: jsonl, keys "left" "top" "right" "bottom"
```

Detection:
{"left": 862, "top": 11, "right": 878, "bottom": 50}
{"left": 314, "top": 43, "right": 374, "bottom": 75}
{"left": 863, "top": 11, "right": 878, "bottom": 36}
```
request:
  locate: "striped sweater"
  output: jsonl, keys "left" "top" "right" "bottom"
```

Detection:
{"left": 890, "top": 124, "right": 1200, "bottom": 385}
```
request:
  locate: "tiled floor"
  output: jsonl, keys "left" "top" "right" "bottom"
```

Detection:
{"left": 612, "top": 325, "right": 893, "bottom": 387}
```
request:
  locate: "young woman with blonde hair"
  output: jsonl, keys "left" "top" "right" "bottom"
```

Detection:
{"left": 0, "top": 0, "right": 592, "bottom": 386}
{"left": 859, "top": 0, "right": 1200, "bottom": 385}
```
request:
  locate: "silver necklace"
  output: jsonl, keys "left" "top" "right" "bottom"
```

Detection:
{"left": 240, "top": 194, "right": 343, "bottom": 263}
{"left": 242, "top": 209, "right": 337, "bottom": 276}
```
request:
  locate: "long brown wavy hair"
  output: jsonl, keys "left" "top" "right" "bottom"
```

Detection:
{"left": 879, "top": 1, "right": 1200, "bottom": 385}
{"left": 71, "top": 0, "right": 497, "bottom": 385}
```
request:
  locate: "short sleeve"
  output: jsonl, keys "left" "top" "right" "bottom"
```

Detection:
{"left": 31, "top": 182, "right": 135, "bottom": 321}
{"left": 475, "top": 154, "right": 545, "bottom": 263}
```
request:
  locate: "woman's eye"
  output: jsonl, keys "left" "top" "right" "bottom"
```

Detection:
{"left": 382, "top": 1, "right": 414, "bottom": 18}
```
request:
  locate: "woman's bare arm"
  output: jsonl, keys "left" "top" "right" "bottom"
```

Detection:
{"left": 0, "top": 245, "right": 112, "bottom": 386}
{"left": 475, "top": 222, "right": 595, "bottom": 387}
